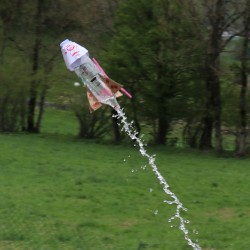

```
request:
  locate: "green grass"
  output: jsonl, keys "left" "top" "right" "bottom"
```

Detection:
{"left": 0, "top": 108, "right": 250, "bottom": 249}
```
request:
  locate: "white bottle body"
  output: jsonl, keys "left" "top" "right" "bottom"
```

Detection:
{"left": 74, "top": 57, "right": 120, "bottom": 110}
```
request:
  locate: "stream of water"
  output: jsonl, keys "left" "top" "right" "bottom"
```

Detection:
{"left": 115, "top": 108, "right": 201, "bottom": 250}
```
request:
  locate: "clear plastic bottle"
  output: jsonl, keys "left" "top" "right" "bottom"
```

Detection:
{"left": 60, "top": 39, "right": 120, "bottom": 110}
{"left": 74, "top": 57, "right": 120, "bottom": 110}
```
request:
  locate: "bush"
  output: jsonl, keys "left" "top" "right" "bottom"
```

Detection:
{"left": 0, "top": 60, "right": 29, "bottom": 132}
{"left": 70, "top": 86, "right": 111, "bottom": 139}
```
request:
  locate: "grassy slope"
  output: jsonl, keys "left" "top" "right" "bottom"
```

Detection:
{"left": 0, "top": 108, "right": 249, "bottom": 250}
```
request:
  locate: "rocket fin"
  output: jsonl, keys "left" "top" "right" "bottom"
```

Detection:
{"left": 87, "top": 90, "right": 102, "bottom": 112}
{"left": 99, "top": 74, "right": 123, "bottom": 96}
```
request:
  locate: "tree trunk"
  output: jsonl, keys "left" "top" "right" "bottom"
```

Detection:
{"left": 27, "top": 0, "right": 43, "bottom": 133}
{"left": 0, "top": 27, "right": 6, "bottom": 64}
{"left": 200, "top": 54, "right": 217, "bottom": 150}
{"left": 35, "top": 84, "right": 47, "bottom": 133}
{"left": 199, "top": 116, "right": 213, "bottom": 149}
{"left": 213, "top": 69, "right": 222, "bottom": 153}
{"left": 236, "top": 0, "right": 250, "bottom": 156}
{"left": 156, "top": 116, "right": 168, "bottom": 145}
{"left": 200, "top": 0, "right": 223, "bottom": 152}
{"left": 35, "top": 62, "right": 51, "bottom": 133}
{"left": 111, "top": 109, "right": 121, "bottom": 144}
{"left": 200, "top": 67, "right": 222, "bottom": 152}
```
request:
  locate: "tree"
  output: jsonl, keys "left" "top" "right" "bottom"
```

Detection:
{"left": 104, "top": 0, "right": 203, "bottom": 145}
{"left": 0, "top": 58, "right": 29, "bottom": 132}
{"left": 199, "top": 0, "right": 245, "bottom": 152}
{"left": 0, "top": 0, "right": 126, "bottom": 136}
{"left": 0, "top": 0, "right": 22, "bottom": 64}
{"left": 236, "top": 0, "right": 250, "bottom": 155}
{"left": 26, "top": 0, "right": 88, "bottom": 132}
{"left": 2, "top": 0, "right": 91, "bottom": 133}
{"left": 0, "top": 0, "right": 30, "bottom": 131}
{"left": 23, "top": 0, "right": 123, "bottom": 133}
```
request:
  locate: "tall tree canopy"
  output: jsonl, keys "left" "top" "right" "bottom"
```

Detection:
{"left": 103, "top": 0, "right": 204, "bottom": 144}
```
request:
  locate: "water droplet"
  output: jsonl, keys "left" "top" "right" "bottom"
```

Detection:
{"left": 115, "top": 109, "right": 201, "bottom": 250}
{"left": 193, "top": 229, "right": 199, "bottom": 235}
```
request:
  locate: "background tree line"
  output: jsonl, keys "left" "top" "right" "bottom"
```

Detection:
{"left": 0, "top": 0, "right": 250, "bottom": 155}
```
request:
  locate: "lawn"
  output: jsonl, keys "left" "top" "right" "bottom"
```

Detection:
{"left": 0, "top": 108, "right": 249, "bottom": 250}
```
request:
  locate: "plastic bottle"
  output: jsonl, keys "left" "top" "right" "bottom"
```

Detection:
{"left": 60, "top": 39, "right": 120, "bottom": 110}
{"left": 74, "top": 58, "right": 120, "bottom": 110}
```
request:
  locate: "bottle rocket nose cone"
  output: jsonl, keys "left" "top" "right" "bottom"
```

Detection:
{"left": 60, "top": 39, "right": 70, "bottom": 48}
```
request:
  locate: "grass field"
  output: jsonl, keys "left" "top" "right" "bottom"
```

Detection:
{"left": 0, "top": 108, "right": 250, "bottom": 250}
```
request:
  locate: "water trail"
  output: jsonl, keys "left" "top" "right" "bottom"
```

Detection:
{"left": 115, "top": 109, "right": 201, "bottom": 250}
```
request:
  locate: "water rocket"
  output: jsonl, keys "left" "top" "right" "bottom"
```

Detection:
{"left": 60, "top": 39, "right": 132, "bottom": 112}
{"left": 60, "top": 39, "right": 201, "bottom": 249}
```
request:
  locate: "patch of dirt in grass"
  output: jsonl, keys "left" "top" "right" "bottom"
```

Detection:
{"left": 208, "top": 207, "right": 236, "bottom": 221}
{"left": 118, "top": 219, "right": 138, "bottom": 228}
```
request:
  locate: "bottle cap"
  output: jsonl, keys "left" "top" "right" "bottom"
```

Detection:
{"left": 60, "top": 39, "right": 70, "bottom": 48}
{"left": 60, "top": 39, "right": 89, "bottom": 71}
